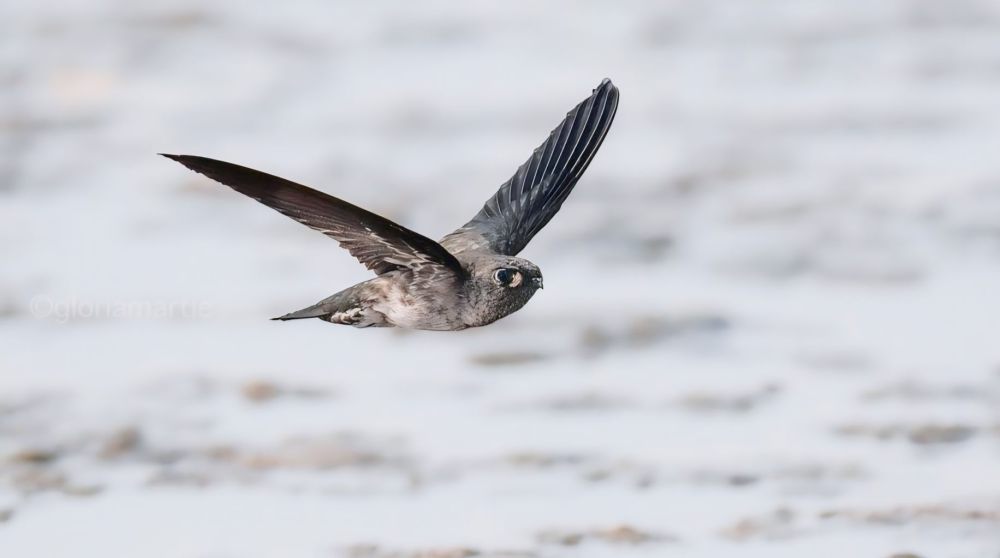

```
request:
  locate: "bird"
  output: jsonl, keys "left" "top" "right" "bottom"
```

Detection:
{"left": 162, "top": 78, "right": 619, "bottom": 330}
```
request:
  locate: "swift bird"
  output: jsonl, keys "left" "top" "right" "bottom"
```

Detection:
{"left": 163, "top": 79, "right": 618, "bottom": 330}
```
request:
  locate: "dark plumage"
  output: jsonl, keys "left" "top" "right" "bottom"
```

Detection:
{"left": 163, "top": 79, "right": 619, "bottom": 330}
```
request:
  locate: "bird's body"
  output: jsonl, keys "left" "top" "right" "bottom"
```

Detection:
{"left": 300, "top": 260, "right": 541, "bottom": 331}
{"left": 164, "top": 79, "right": 618, "bottom": 330}
{"left": 290, "top": 275, "right": 463, "bottom": 330}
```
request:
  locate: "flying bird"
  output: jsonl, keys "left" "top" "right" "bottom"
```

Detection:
{"left": 163, "top": 79, "right": 619, "bottom": 330}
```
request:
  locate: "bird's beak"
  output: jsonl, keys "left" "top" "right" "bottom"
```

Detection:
{"left": 533, "top": 276, "right": 544, "bottom": 289}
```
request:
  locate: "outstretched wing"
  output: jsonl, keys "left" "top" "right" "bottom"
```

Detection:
{"left": 162, "top": 154, "right": 465, "bottom": 278}
{"left": 441, "top": 78, "right": 619, "bottom": 256}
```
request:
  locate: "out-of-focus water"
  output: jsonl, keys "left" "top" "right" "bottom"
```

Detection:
{"left": 2, "top": 1, "right": 1000, "bottom": 556}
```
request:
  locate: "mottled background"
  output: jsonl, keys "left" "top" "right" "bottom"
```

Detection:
{"left": 3, "top": 1, "right": 1000, "bottom": 557}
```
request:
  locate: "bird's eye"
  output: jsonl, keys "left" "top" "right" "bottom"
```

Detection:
{"left": 494, "top": 269, "right": 512, "bottom": 284}
{"left": 493, "top": 268, "right": 521, "bottom": 287}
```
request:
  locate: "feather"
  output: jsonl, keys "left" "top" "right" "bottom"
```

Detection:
{"left": 162, "top": 154, "right": 465, "bottom": 278}
{"left": 442, "top": 78, "right": 619, "bottom": 256}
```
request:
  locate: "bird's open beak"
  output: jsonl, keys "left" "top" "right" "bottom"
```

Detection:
{"left": 533, "top": 276, "right": 544, "bottom": 289}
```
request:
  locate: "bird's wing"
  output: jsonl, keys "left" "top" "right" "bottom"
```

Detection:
{"left": 162, "top": 154, "right": 465, "bottom": 278}
{"left": 441, "top": 79, "right": 619, "bottom": 256}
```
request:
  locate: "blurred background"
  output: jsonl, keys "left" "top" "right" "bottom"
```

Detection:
{"left": 3, "top": 0, "right": 1000, "bottom": 556}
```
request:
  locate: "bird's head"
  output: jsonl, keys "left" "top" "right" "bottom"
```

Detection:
{"left": 466, "top": 256, "right": 544, "bottom": 322}
{"left": 486, "top": 257, "right": 543, "bottom": 291}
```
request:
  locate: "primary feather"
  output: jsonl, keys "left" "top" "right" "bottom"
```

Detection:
{"left": 442, "top": 78, "right": 619, "bottom": 256}
{"left": 160, "top": 154, "right": 464, "bottom": 278}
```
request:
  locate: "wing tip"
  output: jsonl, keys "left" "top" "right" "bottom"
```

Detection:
{"left": 159, "top": 153, "right": 200, "bottom": 169}
{"left": 160, "top": 153, "right": 230, "bottom": 179}
{"left": 590, "top": 78, "right": 620, "bottom": 115}
{"left": 596, "top": 78, "right": 618, "bottom": 96}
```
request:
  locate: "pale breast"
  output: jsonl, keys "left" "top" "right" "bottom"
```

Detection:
{"left": 370, "top": 276, "right": 465, "bottom": 331}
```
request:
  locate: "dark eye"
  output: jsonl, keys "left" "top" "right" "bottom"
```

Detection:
{"left": 494, "top": 268, "right": 514, "bottom": 285}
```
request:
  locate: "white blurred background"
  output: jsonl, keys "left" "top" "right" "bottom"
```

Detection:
{"left": 2, "top": 1, "right": 1000, "bottom": 557}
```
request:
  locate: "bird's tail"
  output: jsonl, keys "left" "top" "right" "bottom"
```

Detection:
{"left": 271, "top": 287, "right": 361, "bottom": 321}
{"left": 271, "top": 303, "right": 331, "bottom": 321}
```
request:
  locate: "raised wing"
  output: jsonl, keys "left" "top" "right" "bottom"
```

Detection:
{"left": 162, "top": 154, "right": 465, "bottom": 278}
{"left": 442, "top": 78, "right": 619, "bottom": 256}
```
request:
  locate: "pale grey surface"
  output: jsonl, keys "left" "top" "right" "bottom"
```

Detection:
{"left": 2, "top": 1, "right": 1000, "bottom": 557}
